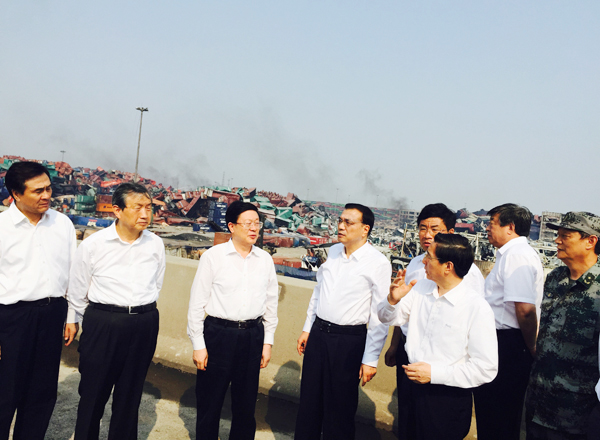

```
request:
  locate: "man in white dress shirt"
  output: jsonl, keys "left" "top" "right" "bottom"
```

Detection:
{"left": 188, "top": 201, "right": 278, "bottom": 440}
{"left": 472, "top": 203, "right": 543, "bottom": 440}
{"left": 294, "top": 203, "right": 392, "bottom": 440}
{"left": 0, "top": 162, "right": 76, "bottom": 440}
{"left": 383, "top": 203, "right": 484, "bottom": 439}
{"left": 378, "top": 233, "right": 498, "bottom": 440}
{"left": 67, "top": 182, "right": 165, "bottom": 440}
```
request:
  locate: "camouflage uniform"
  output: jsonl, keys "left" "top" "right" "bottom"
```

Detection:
{"left": 526, "top": 264, "right": 600, "bottom": 435}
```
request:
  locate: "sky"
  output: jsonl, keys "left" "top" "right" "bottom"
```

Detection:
{"left": 1, "top": 1, "right": 598, "bottom": 215}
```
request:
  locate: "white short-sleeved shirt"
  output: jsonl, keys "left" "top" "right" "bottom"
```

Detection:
{"left": 67, "top": 221, "right": 166, "bottom": 323}
{"left": 0, "top": 203, "right": 76, "bottom": 305}
{"left": 302, "top": 242, "right": 392, "bottom": 367}
{"left": 484, "top": 236, "right": 544, "bottom": 329}
{"left": 187, "top": 240, "right": 279, "bottom": 350}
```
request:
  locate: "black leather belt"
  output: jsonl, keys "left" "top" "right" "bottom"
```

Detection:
{"left": 1, "top": 297, "right": 63, "bottom": 309}
{"left": 206, "top": 315, "right": 263, "bottom": 329}
{"left": 89, "top": 301, "right": 157, "bottom": 314}
{"left": 315, "top": 316, "right": 367, "bottom": 335}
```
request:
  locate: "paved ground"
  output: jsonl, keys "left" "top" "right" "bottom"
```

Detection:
{"left": 12, "top": 341, "right": 527, "bottom": 439}
{"left": 37, "top": 342, "right": 398, "bottom": 440}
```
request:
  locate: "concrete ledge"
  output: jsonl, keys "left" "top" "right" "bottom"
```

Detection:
{"left": 154, "top": 256, "right": 398, "bottom": 430}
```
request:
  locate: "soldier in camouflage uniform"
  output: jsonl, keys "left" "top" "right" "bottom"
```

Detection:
{"left": 526, "top": 212, "right": 600, "bottom": 440}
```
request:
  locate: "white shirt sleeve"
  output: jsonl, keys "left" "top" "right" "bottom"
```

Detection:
{"left": 65, "top": 221, "right": 78, "bottom": 323}
{"left": 362, "top": 260, "right": 393, "bottom": 367}
{"left": 187, "top": 253, "right": 214, "bottom": 351}
{"left": 67, "top": 242, "right": 93, "bottom": 323}
{"left": 430, "top": 302, "right": 498, "bottom": 388}
{"left": 302, "top": 268, "right": 323, "bottom": 333}
{"left": 156, "top": 241, "right": 166, "bottom": 291}
{"left": 377, "top": 289, "right": 414, "bottom": 327}
{"left": 503, "top": 254, "right": 541, "bottom": 304}
{"left": 262, "top": 259, "right": 279, "bottom": 345}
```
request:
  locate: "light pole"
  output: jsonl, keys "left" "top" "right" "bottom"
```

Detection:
{"left": 60, "top": 150, "right": 66, "bottom": 162}
{"left": 134, "top": 107, "right": 148, "bottom": 182}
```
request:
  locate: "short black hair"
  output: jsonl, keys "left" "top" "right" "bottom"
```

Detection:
{"left": 488, "top": 203, "right": 532, "bottom": 237}
{"left": 5, "top": 161, "right": 51, "bottom": 198}
{"left": 345, "top": 203, "right": 375, "bottom": 236}
{"left": 417, "top": 203, "right": 456, "bottom": 231}
{"left": 578, "top": 231, "right": 600, "bottom": 255}
{"left": 226, "top": 201, "right": 259, "bottom": 225}
{"left": 112, "top": 182, "right": 152, "bottom": 209}
{"left": 433, "top": 233, "right": 474, "bottom": 279}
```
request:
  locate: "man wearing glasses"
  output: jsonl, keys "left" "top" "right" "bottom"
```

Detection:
{"left": 295, "top": 203, "right": 391, "bottom": 440}
{"left": 67, "top": 182, "right": 166, "bottom": 439}
{"left": 188, "top": 201, "right": 278, "bottom": 440}
{"left": 383, "top": 203, "right": 485, "bottom": 439}
{"left": 378, "top": 234, "right": 497, "bottom": 439}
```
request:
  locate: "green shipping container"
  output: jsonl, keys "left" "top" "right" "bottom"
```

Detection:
{"left": 76, "top": 195, "right": 95, "bottom": 203}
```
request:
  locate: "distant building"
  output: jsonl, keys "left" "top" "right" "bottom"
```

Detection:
{"left": 540, "top": 211, "right": 562, "bottom": 242}
{"left": 398, "top": 209, "right": 419, "bottom": 228}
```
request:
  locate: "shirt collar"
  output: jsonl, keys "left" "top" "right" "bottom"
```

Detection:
{"left": 428, "top": 279, "right": 467, "bottom": 306}
{"left": 8, "top": 202, "right": 49, "bottom": 226}
{"left": 105, "top": 220, "right": 148, "bottom": 244}
{"left": 224, "top": 239, "right": 258, "bottom": 257}
{"left": 343, "top": 241, "right": 370, "bottom": 261}
{"left": 497, "top": 235, "right": 528, "bottom": 256}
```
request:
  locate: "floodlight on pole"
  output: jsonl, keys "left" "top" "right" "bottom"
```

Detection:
{"left": 60, "top": 150, "right": 66, "bottom": 162}
{"left": 134, "top": 107, "right": 149, "bottom": 182}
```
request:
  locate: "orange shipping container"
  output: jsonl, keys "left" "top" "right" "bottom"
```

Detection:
{"left": 96, "top": 203, "right": 113, "bottom": 212}
{"left": 213, "top": 232, "right": 232, "bottom": 246}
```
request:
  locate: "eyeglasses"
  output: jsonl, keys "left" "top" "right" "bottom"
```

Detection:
{"left": 236, "top": 221, "right": 263, "bottom": 230}
{"left": 125, "top": 205, "right": 152, "bottom": 212}
{"left": 423, "top": 252, "right": 439, "bottom": 262}
{"left": 418, "top": 226, "right": 447, "bottom": 234}
{"left": 337, "top": 217, "right": 362, "bottom": 227}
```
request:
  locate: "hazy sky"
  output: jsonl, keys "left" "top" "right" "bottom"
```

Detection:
{"left": 1, "top": 1, "right": 598, "bottom": 215}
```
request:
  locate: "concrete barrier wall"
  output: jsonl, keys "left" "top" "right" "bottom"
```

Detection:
{"left": 155, "top": 255, "right": 398, "bottom": 429}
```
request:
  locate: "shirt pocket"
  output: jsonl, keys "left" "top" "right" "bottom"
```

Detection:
{"left": 560, "top": 309, "right": 598, "bottom": 347}
{"left": 439, "top": 323, "right": 468, "bottom": 359}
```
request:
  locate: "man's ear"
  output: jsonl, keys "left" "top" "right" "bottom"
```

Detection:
{"left": 587, "top": 235, "right": 598, "bottom": 252}
{"left": 112, "top": 204, "right": 122, "bottom": 220}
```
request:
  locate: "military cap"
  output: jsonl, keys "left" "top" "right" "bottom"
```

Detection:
{"left": 547, "top": 211, "right": 600, "bottom": 236}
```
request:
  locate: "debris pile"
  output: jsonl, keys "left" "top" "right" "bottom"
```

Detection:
{"left": 0, "top": 156, "right": 350, "bottom": 246}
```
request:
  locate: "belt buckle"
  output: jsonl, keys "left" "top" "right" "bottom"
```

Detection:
{"left": 44, "top": 297, "right": 51, "bottom": 306}
{"left": 128, "top": 306, "right": 138, "bottom": 315}
{"left": 237, "top": 321, "right": 244, "bottom": 329}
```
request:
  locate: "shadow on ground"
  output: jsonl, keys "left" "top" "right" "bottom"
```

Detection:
{"left": 42, "top": 342, "right": 400, "bottom": 439}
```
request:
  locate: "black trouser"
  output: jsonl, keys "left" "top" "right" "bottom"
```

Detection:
{"left": 473, "top": 328, "right": 533, "bottom": 440}
{"left": 0, "top": 297, "right": 67, "bottom": 440}
{"left": 588, "top": 403, "right": 600, "bottom": 440}
{"left": 527, "top": 421, "right": 587, "bottom": 440}
{"left": 294, "top": 317, "right": 367, "bottom": 440}
{"left": 195, "top": 316, "right": 264, "bottom": 440}
{"left": 74, "top": 304, "right": 159, "bottom": 440}
{"left": 400, "top": 380, "right": 472, "bottom": 440}
{"left": 394, "top": 330, "right": 412, "bottom": 440}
